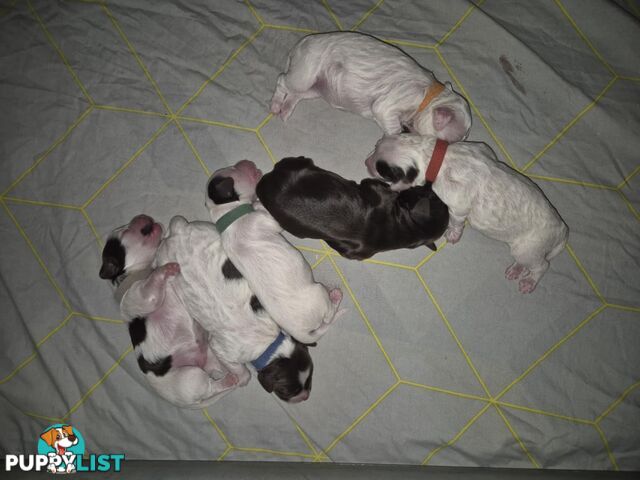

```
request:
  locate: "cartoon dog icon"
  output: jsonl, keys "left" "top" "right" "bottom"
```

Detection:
{"left": 40, "top": 425, "right": 78, "bottom": 473}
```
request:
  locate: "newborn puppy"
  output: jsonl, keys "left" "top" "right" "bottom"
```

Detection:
{"left": 271, "top": 32, "right": 471, "bottom": 142}
{"left": 367, "top": 135, "right": 569, "bottom": 293}
{"left": 155, "top": 215, "right": 314, "bottom": 403}
{"left": 205, "top": 160, "right": 343, "bottom": 345}
{"left": 99, "top": 214, "right": 238, "bottom": 408}
{"left": 256, "top": 157, "right": 449, "bottom": 260}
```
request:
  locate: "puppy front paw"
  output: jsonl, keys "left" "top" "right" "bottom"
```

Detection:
{"left": 445, "top": 226, "right": 464, "bottom": 244}
{"left": 162, "top": 262, "right": 180, "bottom": 277}
{"left": 221, "top": 373, "right": 239, "bottom": 389}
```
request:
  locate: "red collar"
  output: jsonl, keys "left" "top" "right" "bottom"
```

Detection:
{"left": 425, "top": 139, "right": 448, "bottom": 182}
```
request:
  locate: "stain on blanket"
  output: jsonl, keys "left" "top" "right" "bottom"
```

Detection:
{"left": 499, "top": 54, "right": 526, "bottom": 95}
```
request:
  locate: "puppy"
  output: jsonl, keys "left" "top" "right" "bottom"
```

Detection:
{"left": 205, "top": 160, "right": 343, "bottom": 345}
{"left": 40, "top": 425, "right": 78, "bottom": 473}
{"left": 155, "top": 215, "right": 314, "bottom": 403}
{"left": 367, "top": 135, "right": 569, "bottom": 293}
{"left": 270, "top": 32, "right": 471, "bottom": 142}
{"left": 255, "top": 156, "right": 449, "bottom": 260}
{"left": 99, "top": 214, "right": 238, "bottom": 408}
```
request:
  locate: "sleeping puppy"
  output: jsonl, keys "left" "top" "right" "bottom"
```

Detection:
{"left": 255, "top": 156, "right": 449, "bottom": 260}
{"left": 155, "top": 215, "right": 314, "bottom": 403}
{"left": 205, "top": 160, "right": 343, "bottom": 346}
{"left": 99, "top": 214, "right": 238, "bottom": 408}
{"left": 367, "top": 135, "right": 569, "bottom": 293}
{"left": 270, "top": 32, "right": 471, "bottom": 142}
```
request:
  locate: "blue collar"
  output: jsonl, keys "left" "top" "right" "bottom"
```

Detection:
{"left": 251, "top": 332, "right": 287, "bottom": 370}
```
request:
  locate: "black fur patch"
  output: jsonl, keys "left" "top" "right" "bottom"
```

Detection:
{"left": 99, "top": 237, "right": 126, "bottom": 281}
{"left": 375, "top": 160, "right": 405, "bottom": 183}
{"left": 208, "top": 176, "right": 239, "bottom": 204}
{"left": 250, "top": 295, "right": 263, "bottom": 312}
{"left": 221, "top": 258, "right": 242, "bottom": 280}
{"left": 137, "top": 354, "right": 172, "bottom": 377}
{"left": 128, "top": 317, "right": 147, "bottom": 347}
{"left": 405, "top": 166, "right": 418, "bottom": 183}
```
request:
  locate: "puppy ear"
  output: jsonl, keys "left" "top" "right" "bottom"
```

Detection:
{"left": 433, "top": 106, "right": 469, "bottom": 142}
{"left": 433, "top": 106, "right": 454, "bottom": 132}
{"left": 99, "top": 257, "right": 121, "bottom": 280}
{"left": 359, "top": 178, "right": 387, "bottom": 206}
{"left": 257, "top": 365, "right": 276, "bottom": 393}
{"left": 40, "top": 429, "right": 57, "bottom": 447}
{"left": 425, "top": 242, "right": 437, "bottom": 251}
{"left": 207, "top": 176, "right": 238, "bottom": 204}
{"left": 278, "top": 156, "right": 314, "bottom": 169}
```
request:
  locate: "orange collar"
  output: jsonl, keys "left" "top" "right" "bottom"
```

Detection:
{"left": 425, "top": 139, "right": 449, "bottom": 182}
{"left": 414, "top": 82, "right": 445, "bottom": 117}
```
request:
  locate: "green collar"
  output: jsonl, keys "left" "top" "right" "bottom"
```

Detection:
{"left": 215, "top": 203, "right": 254, "bottom": 233}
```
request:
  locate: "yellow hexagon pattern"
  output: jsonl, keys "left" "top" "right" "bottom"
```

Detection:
{"left": 0, "top": 0, "right": 638, "bottom": 471}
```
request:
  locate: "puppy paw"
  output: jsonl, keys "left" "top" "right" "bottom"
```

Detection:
{"left": 221, "top": 373, "right": 239, "bottom": 389}
{"left": 505, "top": 263, "right": 527, "bottom": 281}
{"left": 329, "top": 288, "right": 343, "bottom": 306}
{"left": 445, "top": 226, "right": 463, "bottom": 244}
{"left": 518, "top": 277, "right": 538, "bottom": 294}
{"left": 163, "top": 262, "right": 180, "bottom": 277}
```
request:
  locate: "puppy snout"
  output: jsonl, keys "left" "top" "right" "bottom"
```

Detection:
{"left": 68, "top": 434, "right": 77, "bottom": 443}
{"left": 288, "top": 390, "right": 310, "bottom": 403}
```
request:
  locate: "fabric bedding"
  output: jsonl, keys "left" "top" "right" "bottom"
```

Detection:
{"left": 1, "top": 0, "right": 639, "bottom": 471}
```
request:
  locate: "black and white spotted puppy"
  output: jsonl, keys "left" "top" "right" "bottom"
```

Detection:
{"left": 205, "top": 160, "right": 343, "bottom": 346}
{"left": 99, "top": 214, "right": 238, "bottom": 408}
{"left": 155, "top": 215, "right": 314, "bottom": 403}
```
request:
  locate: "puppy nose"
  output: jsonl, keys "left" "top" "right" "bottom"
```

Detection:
{"left": 68, "top": 435, "right": 76, "bottom": 442}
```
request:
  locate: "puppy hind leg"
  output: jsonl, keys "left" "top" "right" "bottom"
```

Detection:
{"left": 445, "top": 212, "right": 466, "bottom": 244}
{"left": 510, "top": 245, "right": 549, "bottom": 294}
{"left": 152, "top": 367, "right": 238, "bottom": 409}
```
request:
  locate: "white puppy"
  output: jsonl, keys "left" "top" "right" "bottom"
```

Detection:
{"left": 99, "top": 214, "right": 238, "bottom": 409}
{"left": 205, "top": 160, "right": 343, "bottom": 344}
{"left": 367, "top": 135, "right": 569, "bottom": 293}
{"left": 155, "top": 215, "right": 315, "bottom": 403}
{"left": 271, "top": 32, "right": 472, "bottom": 142}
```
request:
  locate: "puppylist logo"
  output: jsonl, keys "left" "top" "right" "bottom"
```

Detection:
{"left": 4, "top": 424, "right": 124, "bottom": 474}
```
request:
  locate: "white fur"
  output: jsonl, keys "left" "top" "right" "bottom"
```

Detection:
{"left": 109, "top": 216, "right": 238, "bottom": 409}
{"left": 206, "top": 161, "right": 344, "bottom": 344}
{"left": 154, "top": 215, "right": 297, "bottom": 385}
{"left": 368, "top": 135, "right": 569, "bottom": 293}
{"left": 271, "top": 32, "right": 472, "bottom": 142}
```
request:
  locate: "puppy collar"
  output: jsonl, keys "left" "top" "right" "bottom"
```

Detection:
{"left": 215, "top": 203, "right": 254, "bottom": 233}
{"left": 414, "top": 82, "right": 446, "bottom": 118}
{"left": 251, "top": 331, "right": 287, "bottom": 371}
{"left": 425, "top": 139, "right": 449, "bottom": 182}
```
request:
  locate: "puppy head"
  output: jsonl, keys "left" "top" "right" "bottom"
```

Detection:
{"left": 397, "top": 184, "right": 449, "bottom": 246}
{"left": 99, "top": 214, "right": 163, "bottom": 282}
{"left": 413, "top": 82, "right": 471, "bottom": 142}
{"left": 206, "top": 160, "right": 263, "bottom": 215}
{"left": 366, "top": 134, "right": 429, "bottom": 190}
{"left": 257, "top": 340, "right": 314, "bottom": 403}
